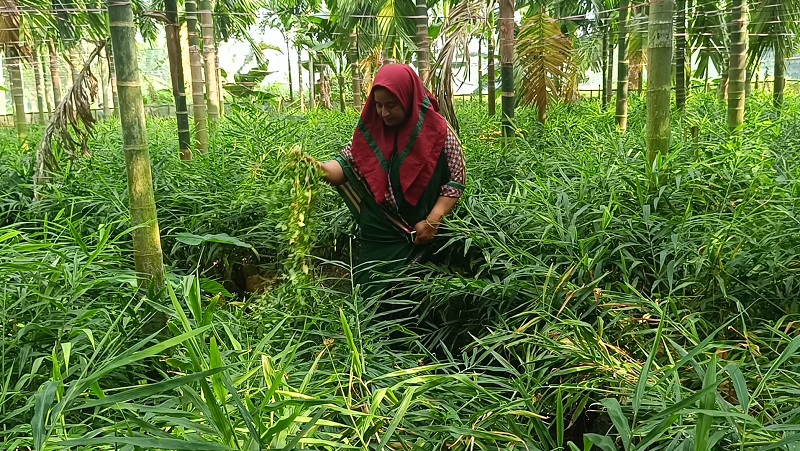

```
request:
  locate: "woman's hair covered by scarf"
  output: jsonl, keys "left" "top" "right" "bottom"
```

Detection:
{"left": 348, "top": 64, "right": 448, "bottom": 207}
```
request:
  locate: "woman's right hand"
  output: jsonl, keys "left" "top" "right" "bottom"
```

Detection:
{"left": 318, "top": 160, "right": 347, "bottom": 186}
{"left": 301, "top": 155, "right": 319, "bottom": 166}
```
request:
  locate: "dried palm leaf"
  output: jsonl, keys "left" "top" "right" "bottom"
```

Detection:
{"left": 516, "top": 11, "right": 576, "bottom": 124}
{"left": 431, "top": 0, "right": 495, "bottom": 133}
{"left": 34, "top": 40, "right": 104, "bottom": 197}
{"left": 0, "top": 0, "right": 21, "bottom": 47}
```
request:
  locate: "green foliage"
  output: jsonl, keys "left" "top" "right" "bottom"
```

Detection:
{"left": 1, "top": 92, "right": 800, "bottom": 450}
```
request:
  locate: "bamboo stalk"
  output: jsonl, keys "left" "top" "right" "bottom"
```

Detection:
{"left": 107, "top": 0, "right": 165, "bottom": 290}
{"left": 7, "top": 47, "right": 28, "bottom": 140}
{"left": 615, "top": 0, "right": 630, "bottom": 131}
{"left": 166, "top": 0, "right": 192, "bottom": 159}
{"left": 646, "top": 0, "right": 673, "bottom": 164}
{"left": 199, "top": 0, "right": 220, "bottom": 122}
{"left": 727, "top": 0, "right": 747, "bottom": 131}
{"left": 499, "top": 0, "right": 514, "bottom": 139}
{"left": 185, "top": 0, "right": 209, "bottom": 153}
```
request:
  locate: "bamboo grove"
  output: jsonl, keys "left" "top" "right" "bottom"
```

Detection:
{"left": 1, "top": 0, "right": 797, "bottom": 288}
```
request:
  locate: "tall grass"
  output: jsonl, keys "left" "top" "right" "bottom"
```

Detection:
{"left": 1, "top": 92, "right": 798, "bottom": 450}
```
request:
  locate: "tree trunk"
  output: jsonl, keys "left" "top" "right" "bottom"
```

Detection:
{"left": 605, "top": 30, "right": 614, "bottom": 109}
{"left": 646, "top": 0, "right": 673, "bottom": 165}
{"left": 745, "top": 68, "right": 752, "bottom": 95}
{"left": 676, "top": 0, "right": 687, "bottom": 109}
{"left": 727, "top": 0, "right": 747, "bottom": 132}
{"left": 415, "top": 0, "right": 430, "bottom": 85}
{"left": 107, "top": 0, "right": 165, "bottom": 290}
{"left": 718, "top": 70, "right": 728, "bottom": 100}
{"left": 7, "top": 48, "right": 28, "bottom": 141}
{"left": 108, "top": 44, "right": 119, "bottom": 114}
{"left": 602, "top": 28, "right": 609, "bottom": 110}
{"left": 42, "top": 53, "right": 53, "bottom": 114}
{"left": 286, "top": 36, "right": 294, "bottom": 103}
{"left": 69, "top": 46, "right": 81, "bottom": 84}
{"left": 216, "top": 52, "right": 223, "bottom": 117}
{"left": 297, "top": 47, "right": 305, "bottom": 111}
{"left": 47, "top": 42, "right": 63, "bottom": 110}
{"left": 774, "top": 43, "right": 785, "bottom": 107}
{"left": 166, "top": 0, "right": 192, "bottom": 159}
{"left": 100, "top": 51, "right": 110, "bottom": 118}
{"left": 314, "top": 64, "right": 321, "bottom": 105}
{"left": 185, "top": 0, "right": 209, "bottom": 153}
{"left": 637, "top": 69, "right": 643, "bottom": 93}
{"left": 349, "top": 31, "right": 362, "bottom": 111}
{"left": 308, "top": 52, "right": 315, "bottom": 109}
{"left": 615, "top": 0, "right": 630, "bottom": 130}
{"left": 199, "top": 0, "right": 220, "bottom": 122}
{"left": 488, "top": 19, "right": 497, "bottom": 116}
{"left": 499, "top": 0, "right": 514, "bottom": 137}
{"left": 33, "top": 48, "right": 46, "bottom": 124}
{"left": 321, "top": 69, "right": 333, "bottom": 110}
{"left": 338, "top": 55, "right": 346, "bottom": 112}
{"left": 478, "top": 38, "right": 483, "bottom": 103}
{"left": 0, "top": 57, "right": 5, "bottom": 116}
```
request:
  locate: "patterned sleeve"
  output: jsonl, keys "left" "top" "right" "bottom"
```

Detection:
{"left": 338, "top": 141, "right": 363, "bottom": 179}
{"left": 440, "top": 127, "right": 466, "bottom": 198}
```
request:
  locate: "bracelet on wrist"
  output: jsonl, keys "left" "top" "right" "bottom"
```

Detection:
{"left": 425, "top": 218, "right": 440, "bottom": 229}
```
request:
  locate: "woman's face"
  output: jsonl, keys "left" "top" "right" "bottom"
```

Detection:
{"left": 373, "top": 88, "right": 406, "bottom": 127}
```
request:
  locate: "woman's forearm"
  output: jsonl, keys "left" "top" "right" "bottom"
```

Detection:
{"left": 427, "top": 196, "right": 459, "bottom": 224}
{"left": 319, "top": 160, "right": 346, "bottom": 186}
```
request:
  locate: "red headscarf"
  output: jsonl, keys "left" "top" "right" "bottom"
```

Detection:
{"left": 349, "top": 64, "right": 448, "bottom": 207}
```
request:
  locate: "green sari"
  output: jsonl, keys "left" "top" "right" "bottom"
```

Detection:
{"left": 334, "top": 148, "right": 452, "bottom": 298}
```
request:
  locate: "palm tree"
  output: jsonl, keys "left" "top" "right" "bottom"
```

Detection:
{"left": 748, "top": 0, "right": 798, "bottom": 107}
{"left": 99, "top": 47, "right": 110, "bottom": 117}
{"left": 615, "top": 0, "right": 630, "bottom": 130}
{"left": 308, "top": 51, "right": 315, "bottom": 108}
{"left": 0, "top": 56, "right": 6, "bottom": 116}
{"left": 33, "top": 46, "right": 46, "bottom": 123}
{"left": 185, "top": 0, "right": 209, "bottom": 153}
{"left": 416, "top": 0, "right": 430, "bottom": 84}
{"left": 200, "top": 0, "right": 220, "bottom": 122}
{"left": 48, "top": 40, "right": 62, "bottom": 106}
{"left": 5, "top": 47, "right": 27, "bottom": 140}
{"left": 327, "top": 0, "right": 415, "bottom": 106}
{"left": 600, "top": 11, "right": 613, "bottom": 110}
{"left": 690, "top": 0, "right": 727, "bottom": 93}
{"left": 627, "top": 4, "right": 647, "bottom": 93}
{"left": 488, "top": 15, "right": 496, "bottom": 116}
{"left": 165, "top": 0, "right": 192, "bottom": 159}
{"left": 349, "top": 30, "right": 362, "bottom": 110}
{"left": 107, "top": 0, "right": 165, "bottom": 289}
{"left": 515, "top": 7, "right": 576, "bottom": 124}
{"left": 499, "top": 0, "right": 514, "bottom": 138}
{"left": 0, "top": 0, "right": 30, "bottom": 140}
{"left": 646, "top": 0, "right": 673, "bottom": 164}
{"left": 675, "top": 0, "right": 687, "bottom": 109}
{"left": 264, "top": 2, "right": 297, "bottom": 102}
{"left": 728, "top": 0, "right": 747, "bottom": 131}
{"left": 432, "top": 0, "right": 492, "bottom": 129}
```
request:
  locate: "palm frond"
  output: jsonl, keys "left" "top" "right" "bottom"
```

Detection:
{"left": 690, "top": 0, "right": 728, "bottom": 79}
{"left": 516, "top": 11, "right": 576, "bottom": 123}
{"left": 747, "top": 0, "right": 800, "bottom": 72}
{"left": 0, "top": 0, "right": 22, "bottom": 47}
{"left": 34, "top": 40, "right": 104, "bottom": 197}
{"left": 431, "top": 0, "right": 495, "bottom": 133}
{"left": 375, "top": 0, "right": 416, "bottom": 54}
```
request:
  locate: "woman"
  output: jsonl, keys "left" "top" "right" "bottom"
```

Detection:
{"left": 314, "top": 64, "right": 466, "bottom": 297}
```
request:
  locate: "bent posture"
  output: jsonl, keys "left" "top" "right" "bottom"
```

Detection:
{"left": 316, "top": 64, "right": 466, "bottom": 295}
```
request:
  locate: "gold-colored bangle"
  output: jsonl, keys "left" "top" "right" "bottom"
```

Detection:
{"left": 425, "top": 218, "right": 440, "bottom": 229}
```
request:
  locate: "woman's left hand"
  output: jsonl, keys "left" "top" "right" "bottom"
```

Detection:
{"left": 413, "top": 219, "right": 438, "bottom": 245}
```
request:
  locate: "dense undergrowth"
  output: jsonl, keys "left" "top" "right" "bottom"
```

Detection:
{"left": 1, "top": 93, "right": 799, "bottom": 450}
